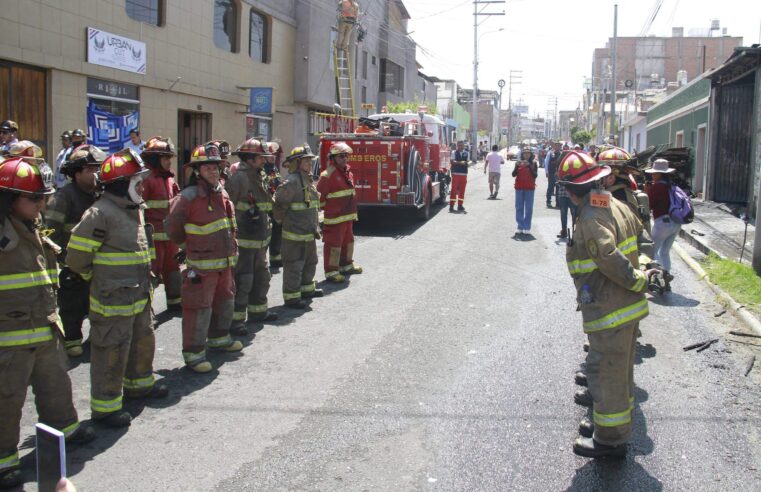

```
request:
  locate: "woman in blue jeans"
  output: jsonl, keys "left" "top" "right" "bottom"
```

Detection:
{"left": 645, "top": 159, "right": 680, "bottom": 284}
{"left": 512, "top": 148, "right": 538, "bottom": 235}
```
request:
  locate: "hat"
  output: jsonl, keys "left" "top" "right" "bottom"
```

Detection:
{"left": 645, "top": 158, "right": 675, "bottom": 174}
{"left": 0, "top": 120, "right": 18, "bottom": 132}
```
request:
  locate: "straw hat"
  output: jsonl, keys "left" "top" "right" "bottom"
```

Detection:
{"left": 645, "top": 158, "right": 675, "bottom": 174}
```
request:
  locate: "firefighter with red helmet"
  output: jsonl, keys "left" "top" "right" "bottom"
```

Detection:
{"left": 558, "top": 151, "right": 652, "bottom": 458}
{"left": 226, "top": 138, "right": 278, "bottom": 333}
{"left": 46, "top": 144, "right": 105, "bottom": 357}
{"left": 264, "top": 141, "right": 284, "bottom": 268}
{"left": 317, "top": 141, "right": 362, "bottom": 282}
{"left": 165, "top": 143, "right": 242, "bottom": 373}
{"left": 141, "top": 137, "right": 182, "bottom": 312}
{"left": 0, "top": 157, "right": 96, "bottom": 488}
{"left": 67, "top": 149, "right": 168, "bottom": 427}
{"left": 273, "top": 145, "right": 323, "bottom": 308}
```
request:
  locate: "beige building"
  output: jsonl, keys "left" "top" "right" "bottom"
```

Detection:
{"left": 0, "top": 0, "right": 298, "bottom": 183}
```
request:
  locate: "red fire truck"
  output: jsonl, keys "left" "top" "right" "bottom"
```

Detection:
{"left": 317, "top": 111, "right": 452, "bottom": 220}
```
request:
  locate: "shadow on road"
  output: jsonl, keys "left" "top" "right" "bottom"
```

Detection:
{"left": 648, "top": 291, "right": 700, "bottom": 307}
{"left": 353, "top": 203, "right": 446, "bottom": 238}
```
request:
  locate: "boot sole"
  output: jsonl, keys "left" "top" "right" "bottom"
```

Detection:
{"left": 573, "top": 445, "right": 627, "bottom": 458}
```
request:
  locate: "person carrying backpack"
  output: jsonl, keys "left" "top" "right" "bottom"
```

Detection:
{"left": 645, "top": 159, "right": 684, "bottom": 287}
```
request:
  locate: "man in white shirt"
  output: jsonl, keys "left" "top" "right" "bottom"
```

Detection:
{"left": 124, "top": 129, "right": 145, "bottom": 154}
{"left": 483, "top": 144, "right": 505, "bottom": 199}
{"left": 54, "top": 130, "right": 72, "bottom": 188}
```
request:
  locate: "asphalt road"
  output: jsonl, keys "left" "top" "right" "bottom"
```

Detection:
{"left": 16, "top": 163, "right": 761, "bottom": 491}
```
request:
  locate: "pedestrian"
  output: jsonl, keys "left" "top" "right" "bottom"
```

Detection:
{"left": 67, "top": 148, "right": 169, "bottom": 427}
{"left": 54, "top": 131, "right": 72, "bottom": 189}
{"left": 0, "top": 156, "right": 97, "bottom": 489}
{"left": 555, "top": 179, "right": 576, "bottom": 239}
{"left": 483, "top": 144, "right": 504, "bottom": 199}
{"left": 264, "top": 141, "right": 284, "bottom": 268}
{"left": 449, "top": 141, "right": 469, "bottom": 212}
{"left": 544, "top": 141, "right": 562, "bottom": 208}
{"left": 558, "top": 150, "right": 653, "bottom": 458}
{"left": 226, "top": 138, "right": 278, "bottom": 335}
{"left": 512, "top": 147, "right": 537, "bottom": 235}
{"left": 165, "top": 143, "right": 242, "bottom": 373}
{"left": 336, "top": 0, "right": 360, "bottom": 53}
{"left": 273, "top": 145, "right": 323, "bottom": 309}
{"left": 0, "top": 120, "right": 19, "bottom": 154}
{"left": 645, "top": 159, "right": 680, "bottom": 285}
{"left": 46, "top": 144, "right": 105, "bottom": 357}
{"left": 124, "top": 128, "right": 145, "bottom": 154}
{"left": 141, "top": 137, "right": 182, "bottom": 313}
{"left": 317, "top": 141, "right": 363, "bottom": 283}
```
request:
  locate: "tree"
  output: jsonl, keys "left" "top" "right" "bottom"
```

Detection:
{"left": 385, "top": 99, "right": 438, "bottom": 115}
{"left": 571, "top": 128, "right": 594, "bottom": 146}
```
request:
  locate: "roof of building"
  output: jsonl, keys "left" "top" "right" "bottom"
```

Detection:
{"left": 710, "top": 45, "right": 761, "bottom": 85}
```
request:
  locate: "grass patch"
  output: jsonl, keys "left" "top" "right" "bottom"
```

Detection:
{"left": 701, "top": 253, "right": 761, "bottom": 315}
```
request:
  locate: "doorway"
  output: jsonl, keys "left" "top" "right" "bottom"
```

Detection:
{"left": 177, "top": 110, "right": 211, "bottom": 187}
{"left": 0, "top": 61, "right": 47, "bottom": 156}
{"left": 695, "top": 125, "right": 706, "bottom": 194}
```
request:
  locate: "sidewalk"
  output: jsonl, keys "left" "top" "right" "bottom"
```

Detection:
{"left": 679, "top": 199, "right": 755, "bottom": 265}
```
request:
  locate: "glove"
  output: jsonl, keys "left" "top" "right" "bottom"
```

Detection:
{"left": 314, "top": 231, "right": 322, "bottom": 240}
{"left": 174, "top": 249, "right": 187, "bottom": 264}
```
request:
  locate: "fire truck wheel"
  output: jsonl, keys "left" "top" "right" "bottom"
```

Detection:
{"left": 407, "top": 149, "right": 423, "bottom": 204}
{"left": 416, "top": 183, "right": 432, "bottom": 221}
{"left": 437, "top": 171, "right": 450, "bottom": 203}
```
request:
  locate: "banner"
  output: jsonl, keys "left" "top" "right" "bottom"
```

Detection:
{"left": 87, "top": 27, "right": 147, "bottom": 74}
{"left": 87, "top": 101, "right": 139, "bottom": 153}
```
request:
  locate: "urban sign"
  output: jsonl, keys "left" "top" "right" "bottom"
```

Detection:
{"left": 86, "top": 27, "right": 146, "bottom": 74}
{"left": 249, "top": 88, "right": 273, "bottom": 114}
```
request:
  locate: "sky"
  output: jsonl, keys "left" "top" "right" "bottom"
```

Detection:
{"left": 405, "top": 0, "right": 761, "bottom": 116}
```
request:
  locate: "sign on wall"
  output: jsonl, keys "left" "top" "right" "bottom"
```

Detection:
{"left": 249, "top": 88, "right": 273, "bottom": 114}
{"left": 87, "top": 27, "right": 147, "bottom": 74}
{"left": 87, "top": 101, "right": 139, "bottom": 153}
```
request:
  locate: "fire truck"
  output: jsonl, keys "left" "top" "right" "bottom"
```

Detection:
{"left": 316, "top": 110, "right": 452, "bottom": 220}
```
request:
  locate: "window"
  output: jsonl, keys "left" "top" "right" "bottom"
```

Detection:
{"left": 362, "top": 50, "right": 368, "bottom": 79}
{"left": 214, "top": 0, "right": 239, "bottom": 52}
{"left": 249, "top": 8, "right": 269, "bottom": 62}
{"left": 380, "top": 59, "right": 404, "bottom": 97}
{"left": 675, "top": 130, "right": 684, "bottom": 147}
{"left": 361, "top": 86, "right": 367, "bottom": 104}
{"left": 126, "top": 0, "right": 164, "bottom": 26}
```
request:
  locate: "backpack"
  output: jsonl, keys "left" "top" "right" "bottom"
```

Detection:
{"left": 668, "top": 183, "right": 694, "bottom": 224}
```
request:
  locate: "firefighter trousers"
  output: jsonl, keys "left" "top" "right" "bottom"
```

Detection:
{"left": 89, "top": 302, "right": 156, "bottom": 418}
{"left": 0, "top": 333, "right": 80, "bottom": 472}
{"left": 282, "top": 239, "right": 318, "bottom": 302}
{"left": 57, "top": 276, "right": 90, "bottom": 348}
{"left": 269, "top": 218, "right": 282, "bottom": 264}
{"left": 181, "top": 268, "right": 235, "bottom": 367}
{"left": 323, "top": 221, "right": 355, "bottom": 277}
{"left": 233, "top": 245, "right": 271, "bottom": 322}
{"left": 586, "top": 321, "right": 639, "bottom": 446}
{"left": 449, "top": 174, "right": 467, "bottom": 206}
{"left": 152, "top": 240, "right": 182, "bottom": 307}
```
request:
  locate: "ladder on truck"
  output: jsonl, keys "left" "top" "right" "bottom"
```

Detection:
{"left": 333, "top": 46, "right": 356, "bottom": 117}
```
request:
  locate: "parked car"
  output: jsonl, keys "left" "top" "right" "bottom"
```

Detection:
{"left": 506, "top": 145, "right": 521, "bottom": 160}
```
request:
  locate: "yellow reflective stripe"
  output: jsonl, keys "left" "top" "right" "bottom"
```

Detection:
{"left": 93, "top": 250, "right": 151, "bottom": 266}
{"left": 583, "top": 299, "right": 649, "bottom": 333}
{"left": 257, "top": 202, "right": 273, "bottom": 212}
{"left": 208, "top": 334, "right": 232, "bottom": 348}
{"left": 283, "top": 291, "right": 301, "bottom": 300}
{"left": 326, "top": 188, "right": 356, "bottom": 199}
{"left": 184, "top": 218, "right": 233, "bottom": 235}
{"left": 282, "top": 230, "right": 314, "bottom": 241}
{"left": 235, "top": 201, "right": 250, "bottom": 211}
{"left": 0, "top": 269, "right": 58, "bottom": 291}
{"left": 68, "top": 234, "right": 102, "bottom": 252}
{"left": 91, "top": 395, "right": 122, "bottom": 413}
{"left": 236, "top": 201, "right": 273, "bottom": 212}
{"left": 153, "top": 232, "right": 169, "bottom": 241}
{"left": 89, "top": 296, "right": 149, "bottom": 318}
{"left": 238, "top": 237, "right": 271, "bottom": 249}
{"left": 567, "top": 258, "right": 598, "bottom": 275}
{"left": 593, "top": 408, "right": 632, "bottom": 427}
{"left": 123, "top": 374, "right": 155, "bottom": 390}
{"left": 631, "top": 269, "right": 647, "bottom": 292}
{"left": 186, "top": 256, "right": 237, "bottom": 270}
{"left": 183, "top": 350, "right": 206, "bottom": 364}
{"left": 232, "top": 310, "right": 246, "bottom": 321}
{"left": 325, "top": 270, "right": 341, "bottom": 278}
{"left": 324, "top": 212, "right": 358, "bottom": 225}
{"left": 0, "top": 326, "right": 53, "bottom": 347}
{"left": 46, "top": 209, "right": 66, "bottom": 223}
{"left": 80, "top": 271, "right": 93, "bottom": 281}
{"left": 0, "top": 452, "right": 19, "bottom": 471}
{"left": 300, "top": 281, "right": 316, "bottom": 293}
{"left": 289, "top": 201, "right": 319, "bottom": 211}
{"left": 319, "top": 201, "right": 326, "bottom": 208}
{"left": 247, "top": 303, "right": 267, "bottom": 314}
{"left": 60, "top": 421, "right": 80, "bottom": 438}
{"left": 617, "top": 235, "right": 638, "bottom": 255}
{"left": 167, "top": 297, "right": 181, "bottom": 305}
{"left": 145, "top": 199, "right": 169, "bottom": 209}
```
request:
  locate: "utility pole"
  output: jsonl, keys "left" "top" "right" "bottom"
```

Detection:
{"left": 497, "top": 78, "right": 506, "bottom": 146}
{"left": 507, "top": 70, "right": 522, "bottom": 146}
{"left": 547, "top": 96, "right": 558, "bottom": 140}
{"left": 609, "top": 3, "right": 618, "bottom": 140}
{"left": 471, "top": 0, "right": 505, "bottom": 163}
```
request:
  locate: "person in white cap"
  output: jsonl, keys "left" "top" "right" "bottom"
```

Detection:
{"left": 645, "top": 159, "right": 679, "bottom": 285}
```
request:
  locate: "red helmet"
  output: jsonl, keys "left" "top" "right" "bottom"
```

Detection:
{"left": 596, "top": 146, "right": 631, "bottom": 167}
{"left": 141, "top": 136, "right": 176, "bottom": 158}
{"left": 0, "top": 157, "right": 55, "bottom": 196}
{"left": 99, "top": 149, "right": 149, "bottom": 183}
{"left": 329, "top": 142, "right": 353, "bottom": 156}
{"left": 190, "top": 143, "right": 223, "bottom": 166}
{"left": 557, "top": 151, "right": 610, "bottom": 185}
{"left": 7, "top": 140, "right": 44, "bottom": 162}
{"left": 233, "top": 138, "right": 271, "bottom": 156}
{"left": 206, "top": 140, "right": 230, "bottom": 157}
{"left": 264, "top": 142, "right": 280, "bottom": 154}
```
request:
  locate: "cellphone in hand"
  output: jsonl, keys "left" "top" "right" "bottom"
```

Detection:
{"left": 36, "top": 423, "right": 66, "bottom": 492}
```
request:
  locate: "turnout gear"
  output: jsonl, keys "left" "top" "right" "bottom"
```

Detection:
{"left": 165, "top": 177, "right": 240, "bottom": 370}
{"left": 264, "top": 143, "right": 284, "bottom": 268}
{"left": 66, "top": 187, "right": 162, "bottom": 420}
{"left": 449, "top": 147, "right": 469, "bottom": 209}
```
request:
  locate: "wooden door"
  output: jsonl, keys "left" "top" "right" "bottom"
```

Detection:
{"left": 0, "top": 62, "right": 47, "bottom": 157}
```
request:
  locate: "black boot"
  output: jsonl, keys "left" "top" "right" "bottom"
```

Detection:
{"left": 574, "top": 371, "right": 588, "bottom": 387}
{"left": 66, "top": 425, "right": 96, "bottom": 445}
{"left": 573, "top": 437, "right": 627, "bottom": 458}
{"left": 96, "top": 410, "right": 132, "bottom": 428}
{"left": 0, "top": 468, "right": 21, "bottom": 489}
{"left": 249, "top": 311, "right": 279, "bottom": 322}
{"left": 229, "top": 322, "right": 248, "bottom": 336}
{"left": 284, "top": 299, "right": 307, "bottom": 309}
{"left": 578, "top": 418, "right": 594, "bottom": 438}
{"left": 303, "top": 289, "right": 324, "bottom": 298}
{"left": 574, "top": 389, "right": 593, "bottom": 407}
{"left": 583, "top": 342, "right": 590, "bottom": 352}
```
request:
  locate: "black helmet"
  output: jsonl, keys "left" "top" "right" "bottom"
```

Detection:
{"left": 61, "top": 144, "right": 106, "bottom": 177}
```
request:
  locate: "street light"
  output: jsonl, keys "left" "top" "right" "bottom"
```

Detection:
{"left": 472, "top": 27, "right": 504, "bottom": 162}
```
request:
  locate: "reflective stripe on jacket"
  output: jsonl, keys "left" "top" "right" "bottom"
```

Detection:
{"left": 273, "top": 170, "right": 320, "bottom": 241}
{"left": 224, "top": 162, "right": 272, "bottom": 248}
{"left": 142, "top": 168, "right": 179, "bottom": 239}
{"left": 317, "top": 164, "right": 358, "bottom": 226}
{"left": 46, "top": 182, "right": 96, "bottom": 251}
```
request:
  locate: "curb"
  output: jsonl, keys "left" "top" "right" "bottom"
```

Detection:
{"left": 674, "top": 244, "right": 761, "bottom": 336}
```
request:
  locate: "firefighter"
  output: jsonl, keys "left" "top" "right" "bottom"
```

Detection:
{"left": 0, "top": 157, "right": 95, "bottom": 488}
{"left": 165, "top": 143, "right": 242, "bottom": 373}
{"left": 226, "top": 138, "right": 278, "bottom": 334}
{"left": 449, "top": 141, "right": 469, "bottom": 212}
{"left": 273, "top": 145, "right": 323, "bottom": 309}
{"left": 141, "top": 137, "right": 182, "bottom": 313}
{"left": 46, "top": 144, "right": 105, "bottom": 357}
{"left": 336, "top": 0, "right": 360, "bottom": 53}
{"left": 558, "top": 150, "right": 653, "bottom": 458}
{"left": 264, "top": 141, "right": 284, "bottom": 269}
{"left": 317, "top": 141, "right": 362, "bottom": 282}
{"left": 67, "top": 149, "right": 168, "bottom": 428}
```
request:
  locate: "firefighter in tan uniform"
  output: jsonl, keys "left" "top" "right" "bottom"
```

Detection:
{"left": 558, "top": 151, "right": 653, "bottom": 458}
{"left": 264, "top": 142, "right": 284, "bottom": 268}
{"left": 67, "top": 149, "right": 168, "bottom": 428}
{"left": 0, "top": 157, "right": 95, "bottom": 489}
{"left": 226, "top": 138, "right": 277, "bottom": 334}
{"left": 273, "top": 146, "right": 323, "bottom": 309}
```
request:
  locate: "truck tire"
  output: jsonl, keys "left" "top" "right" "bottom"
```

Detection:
{"left": 416, "top": 183, "right": 432, "bottom": 221}
{"left": 437, "top": 170, "right": 450, "bottom": 204}
{"left": 407, "top": 149, "right": 424, "bottom": 205}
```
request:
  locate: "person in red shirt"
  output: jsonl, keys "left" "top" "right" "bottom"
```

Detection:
{"left": 645, "top": 158, "right": 680, "bottom": 283}
{"left": 512, "top": 147, "right": 538, "bottom": 235}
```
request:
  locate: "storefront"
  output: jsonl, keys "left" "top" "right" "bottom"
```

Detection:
{"left": 0, "top": 60, "right": 47, "bottom": 156}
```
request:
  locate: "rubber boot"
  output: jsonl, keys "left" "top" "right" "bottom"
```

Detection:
{"left": 573, "top": 437, "right": 627, "bottom": 458}
{"left": 97, "top": 410, "right": 132, "bottom": 428}
{"left": 574, "top": 389, "right": 593, "bottom": 407}
{"left": 0, "top": 469, "right": 21, "bottom": 489}
{"left": 303, "top": 289, "right": 324, "bottom": 299}
{"left": 66, "top": 425, "right": 96, "bottom": 445}
{"left": 574, "top": 371, "right": 588, "bottom": 387}
{"left": 578, "top": 418, "right": 594, "bottom": 438}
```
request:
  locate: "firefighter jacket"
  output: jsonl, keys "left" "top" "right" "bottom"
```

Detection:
{"left": 142, "top": 168, "right": 179, "bottom": 242}
{"left": 609, "top": 181, "right": 654, "bottom": 260}
{"left": 66, "top": 192, "right": 153, "bottom": 318}
{"left": 164, "top": 180, "right": 238, "bottom": 272}
{"left": 317, "top": 164, "right": 357, "bottom": 225}
{"left": 45, "top": 182, "right": 96, "bottom": 252}
{"left": 0, "top": 215, "right": 61, "bottom": 349}
{"left": 566, "top": 192, "right": 649, "bottom": 334}
{"left": 225, "top": 162, "right": 272, "bottom": 249}
{"left": 273, "top": 170, "right": 320, "bottom": 241}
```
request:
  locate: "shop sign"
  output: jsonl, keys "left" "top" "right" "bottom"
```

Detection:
{"left": 249, "top": 88, "right": 273, "bottom": 114}
{"left": 87, "top": 78, "right": 138, "bottom": 101}
{"left": 87, "top": 27, "right": 147, "bottom": 74}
